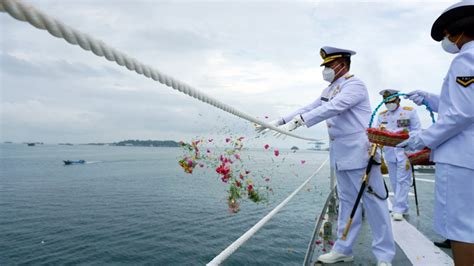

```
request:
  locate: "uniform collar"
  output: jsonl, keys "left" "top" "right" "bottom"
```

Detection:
{"left": 461, "top": 40, "right": 474, "bottom": 52}
{"left": 330, "top": 73, "right": 351, "bottom": 86}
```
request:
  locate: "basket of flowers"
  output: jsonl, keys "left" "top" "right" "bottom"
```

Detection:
{"left": 407, "top": 148, "right": 434, "bottom": 165}
{"left": 367, "top": 91, "right": 436, "bottom": 147}
{"left": 366, "top": 128, "right": 409, "bottom": 147}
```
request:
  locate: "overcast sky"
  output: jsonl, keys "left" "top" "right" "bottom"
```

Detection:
{"left": 0, "top": 0, "right": 456, "bottom": 148}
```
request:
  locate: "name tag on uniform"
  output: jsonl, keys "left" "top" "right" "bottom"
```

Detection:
{"left": 381, "top": 121, "right": 388, "bottom": 124}
{"left": 321, "top": 97, "right": 329, "bottom": 102}
{"left": 397, "top": 119, "right": 410, "bottom": 127}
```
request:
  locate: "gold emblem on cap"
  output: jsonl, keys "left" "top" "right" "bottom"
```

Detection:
{"left": 320, "top": 49, "right": 327, "bottom": 59}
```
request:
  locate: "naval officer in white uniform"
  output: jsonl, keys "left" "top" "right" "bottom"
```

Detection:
{"left": 257, "top": 46, "right": 395, "bottom": 266}
{"left": 398, "top": 1, "right": 474, "bottom": 264}
{"left": 376, "top": 89, "right": 421, "bottom": 221}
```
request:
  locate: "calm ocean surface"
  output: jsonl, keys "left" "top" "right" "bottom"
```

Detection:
{"left": 0, "top": 144, "right": 331, "bottom": 265}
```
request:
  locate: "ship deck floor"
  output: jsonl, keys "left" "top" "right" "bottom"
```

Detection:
{"left": 310, "top": 172, "right": 453, "bottom": 266}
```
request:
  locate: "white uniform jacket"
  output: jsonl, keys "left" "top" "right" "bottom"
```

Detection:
{"left": 283, "top": 74, "right": 372, "bottom": 171}
{"left": 420, "top": 40, "right": 474, "bottom": 170}
{"left": 376, "top": 107, "right": 421, "bottom": 163}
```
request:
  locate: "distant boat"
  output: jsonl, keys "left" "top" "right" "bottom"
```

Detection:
{"left": 27, "top": 143, "right": 35, "bottom": 146}
{"left": 415, "top": 165, "right": 435, "bottom": 173}
{"left": 63, "top": 160, "right": 86, "bottom": 165}
{"left": 307, "top": 141, "right": 326, "bottom": 151}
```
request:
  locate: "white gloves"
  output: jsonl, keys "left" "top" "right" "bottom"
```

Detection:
{"left": 405, "top": 90, "right": 439, "bottom": 112}
{"left": 255, "top": 118, "right": 285, "bottom": 134}
{"left": 406, "top": 90, "right": 426, "bottom": 105}
{"left": 273, "top": 115, "right": 305, "bottom": 138}
{"left": 396, "top": 132, "right": 426, "bottom": 151}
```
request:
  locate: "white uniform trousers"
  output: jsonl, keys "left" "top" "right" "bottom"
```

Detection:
{"left": 332, "top": 165, "right": 396, "bottom": 262}
{"left": 434, "top": 163, "right": 474, "bottom": 243}
{"left": 387, "top": 160, "right": 411, "bottom": 214}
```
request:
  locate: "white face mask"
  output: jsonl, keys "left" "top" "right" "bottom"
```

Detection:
{"left": 322, "top": 63, "right": 344, "bottom": 83}
{"left": 441, "top": 36, "right": 460, "bottom": 54}
{"left": 441, "top": 33, "right": 463, "bottom": 54}
{"left": 385, "top": 103, "right": 398, "bottom": 112}
{"left": 322, "top": 67, "right": 335, "bottom": 82}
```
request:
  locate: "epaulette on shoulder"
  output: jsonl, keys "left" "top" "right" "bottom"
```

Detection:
{"left": 403, "top": 106, "right": 414, "bottom": 111}
{"left": 379, "top": 110, "right": 388, "bottom": 115}
{"left": 344, "top": 74, "right": 354, "bottom": 79}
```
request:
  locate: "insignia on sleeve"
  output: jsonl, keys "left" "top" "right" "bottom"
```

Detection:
{"left": 456, "top": 76, "right": 474, "bottom": 87}
{"left": 402, "top": 106, "right": 414, "bottom": 111}
{"left": 379, "top": 110, "right": 388, "bottom": 115}
{"left": 344, "top": 74, "right": 354, "bottom": 79}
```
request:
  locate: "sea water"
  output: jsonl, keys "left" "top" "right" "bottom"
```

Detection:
{"left": 0, "top": 144, "right": 331, "bottom": 265}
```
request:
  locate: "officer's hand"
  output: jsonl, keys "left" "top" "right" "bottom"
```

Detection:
{"left": 255, "top": 118, "right": 284, "bottom": 134}
{"left": 405, "top": 90, "right": 428, "bottom": 105}
{"left": 273, "top": 116, "right": 305, "bottom": 138}
{"left": 396, "top": 133, "right": 426, "bottom": 151}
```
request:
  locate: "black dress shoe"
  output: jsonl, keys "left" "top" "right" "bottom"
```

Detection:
{"left": 434, "top": 239, "right": 451, "bottom": 249}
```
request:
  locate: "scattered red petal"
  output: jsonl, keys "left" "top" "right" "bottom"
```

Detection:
{"left": 225, "top": 138, "right": 231, "bottom": 143}
{"left": 265, "top": 116, "right": 269, "bottom": 119}
{"left": 274, "top": 149, "right": 280, "bottom": 157}
{"left": 264, "top": 144, "right": 270, "bottom": 150}
{"left": 208, "top": 139, "right": 213, "bottom": 142}
{"left": 301, "top": 160, "right": 306, "bottom": 164}
{"left": 315, "top": 240, "right": 322, "bottom": 245}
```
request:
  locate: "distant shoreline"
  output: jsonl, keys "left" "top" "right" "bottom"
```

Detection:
{"left": 103, "top": 140, "right": 179, "bottom": 147}
{"left": 4, "top": 140, "right": 180, "bottom": 147}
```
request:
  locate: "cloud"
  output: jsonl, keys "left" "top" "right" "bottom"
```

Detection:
{"left": 0, "top": 0, "right": 456, "bottom": 147}
{"left": 0, "top": 53, "right": 122, "bottom": 78}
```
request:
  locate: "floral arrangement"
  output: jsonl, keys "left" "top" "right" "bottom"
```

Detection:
{"left": 178, "top": 136, "right": 280, "bottom": 213}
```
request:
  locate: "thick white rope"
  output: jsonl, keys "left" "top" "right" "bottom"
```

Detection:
{"left": 0, "top": 0, "right": 318, "bottom": 141}
{"left": 207, "top": 157, "right": 329, "bottom": 265}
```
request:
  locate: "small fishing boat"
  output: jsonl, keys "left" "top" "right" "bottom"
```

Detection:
{"left": 63, "top": 160, "right": 85, "bottom": 165}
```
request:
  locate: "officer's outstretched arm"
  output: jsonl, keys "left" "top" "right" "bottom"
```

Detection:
{"left": 300, "top": 80, "right": 366, "bottom": 127}
{"left": 282, "top": 93, "right": 323, "bottom": 124}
